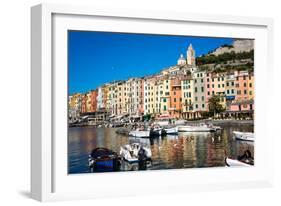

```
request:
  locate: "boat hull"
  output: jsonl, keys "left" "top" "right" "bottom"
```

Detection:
{"left": 150, "top": 129, "right": 163, "bottom": 137}
{"left": 233, "top": 131, "right": 254, "bottom": 142}
{"left": 178, "top": 125, "right": 215, "bottom": 132}
{"left": 164, "top": 127, "right": 178, "bottom": 134}
{"left": 89, "top": 148, "right": 120, "bottom": 172}
{"left": 225, "top": 157, "right": 252, "bottom": 167}
{"left": 129, "top": 130, "right": 150, "bottom": 138}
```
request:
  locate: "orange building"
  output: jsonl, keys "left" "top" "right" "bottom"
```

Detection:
{"left": 235, "top": 71, "right": 254, "bottom": 101}
{"left": 169, "top": 77, "right": 182, "bottom": 118}
{"left": 81, "top": 94, "right": 87, "bottom": 114}
{"left": 90, "top": 90, "right": 98, "bottom": 112}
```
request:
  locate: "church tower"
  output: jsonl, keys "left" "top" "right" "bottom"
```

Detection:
{"left": 187, "top": 44, "right": 196, "bottom": 66}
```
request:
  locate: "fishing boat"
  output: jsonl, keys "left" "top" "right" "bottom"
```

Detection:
{"left": 163, "top": 126, "right": 178, "bottom": 134}
{"left": 225, "top": 157, "right": 252, "bottom": 167}
{"left": 178, "top": 123, "right": 216, "bottom": 132}
{"left": 233, "top": 131, "right": 254, "bottom": 142}
{"left": 88, "top": 148, "right": 120, "bottom": 172}
{"left": 119, "top": 143, "right": 152, "bottom": 163}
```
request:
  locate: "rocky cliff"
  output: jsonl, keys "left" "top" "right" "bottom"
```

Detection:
{"left": 210, "top": 39, "right": 254, "bottom": 56}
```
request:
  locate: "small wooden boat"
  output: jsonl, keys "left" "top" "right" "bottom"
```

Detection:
{"left": 88, "top": 148, "right": 120, "bottom": 172}
{"left": 233, "top": 131, "right": 254, "bottom": 142}
{"left": 225, "top": 157, "right": 252, "bottom": 167}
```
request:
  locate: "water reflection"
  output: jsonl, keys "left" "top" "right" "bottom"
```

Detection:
{"left": 68, "top": 124, "right": 254, "bottom": 174}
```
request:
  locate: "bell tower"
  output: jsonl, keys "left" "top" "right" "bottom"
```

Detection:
{"left": 187, "top": 44, "right": 196, "bottom": 66}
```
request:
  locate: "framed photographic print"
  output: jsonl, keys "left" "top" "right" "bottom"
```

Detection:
{"left": 31, "top": 3, "right": 274, "bottom": 201}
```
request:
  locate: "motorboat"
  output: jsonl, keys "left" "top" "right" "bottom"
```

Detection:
{"left": 207, "top": 123, "right": 221, "bottom": 131}
{"left": 225, "top": 157, "right": 252, "bottom": 167}
{"left": 150, "top": 124, "right": 165, "bottom": 137}
{"left": 233, "top": 131, "right": 254, "bottom": 142}
{"left": 88, "top": 148, "right": 120, "bottom": 172}
{"left": 163, "top": 126, "right": 178, "bottom": 134}
{"left": 174, "top": 119, "right": 187, "bottom": 125}
{"left": 154, "top": 120, "right": 169, "bottom": 126}
{"left": 119, "top": 143, "right": 152, "bottom": 163}
{"left": 129, "top": 130, "right": 150, "bottom": 138}
{"left": 178, "top": 123, "right": 216, "bottom": 132}
{"left": 129, "top": 125, "right": 150, "bottom": 138}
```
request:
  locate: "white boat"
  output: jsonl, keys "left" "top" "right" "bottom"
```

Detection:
{"left": 207, "top": 123, "right": 221, "bottom": 131}
{"left": 154, "top": 120, "right": 169, "bottom": 126}
{"left": 164, "top": 126, "right": 178, "bottom": 134}
{"left": 119, "top": 143, "right": 152, "bottom": 163}
{"left": 178, "top": 123, "right": 216, "bottom": 132}
{"left": 174, "top": 119, "right": 187, "bottom": 125}
{"left": 129, "top": 130, "right": 150, "bottom": 138}
{"left": 225, "top": 157, "right": 252, "bottom": 167}
{"left": 233, "top": 131, "right": 254, "bottom": 142}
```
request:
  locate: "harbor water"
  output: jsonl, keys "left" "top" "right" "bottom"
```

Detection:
{"left": 68, "top": 123, "right": 254, "bottom": 174}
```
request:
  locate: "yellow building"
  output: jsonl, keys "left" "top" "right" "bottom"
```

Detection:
{"left": 248, "top": 74, "right": 254, "bottom": 100}
{"left": 181, "top": 77, "right": 194, "bottom": 118}
{"left": 160, "top": 77, "right": 171, "bottom": 115}
{"left": 68, "top": 93, "right": 82, "bottom": 122}
{"left": 69, "top": 93, "right": 82, "bottom": 113}
{"left": 205, "top": 72, "right": 227, "bottom": 109}
{"left": 116, "top": 81, "right": 128, "bottom": 115}
{"left": 107, "top": 82, "right": 118, "bottom": 115}
{"left": 86, "top": 92, "right": 92, "bottom": 112}
{"left": 143, "top": 77, "right": 156, "bottom": 115}
{"left": 102, "top": 84, "right": 110, "bottom": 112}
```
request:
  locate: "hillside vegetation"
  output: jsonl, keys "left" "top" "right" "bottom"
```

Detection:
{"left": 196, "top": 50, "right": 254, "bottom": 65}
{"left": 196, "top": 49, "right": 254, "bottom": 73}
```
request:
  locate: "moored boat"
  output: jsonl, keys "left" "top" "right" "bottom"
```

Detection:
{"left": 163, "top": 126, "right": 178, "bottom": 134}
{"left": 119, "top": 143, "right": 152, "bottom": 163}
{"left": 88, "top": 148, "right": 121, "bottom": 172}
{"left": 233, "top": 131, "right": 254, "bottom": 142}
{"left": 150, "top": 124, "right": 165, "bottom": 137}
{"left": 225, "top": 157, "right": 252, "bottom": 167}
{"left": 178, "top": 123, "right": 216, "bottom": 132}
{"left": 129, "top": 130, "right": 150, "bottom": 138}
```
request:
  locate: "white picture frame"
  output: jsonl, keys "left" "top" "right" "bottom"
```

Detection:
{"left": 31, "top": 3, "right": 274, "bottom": 202}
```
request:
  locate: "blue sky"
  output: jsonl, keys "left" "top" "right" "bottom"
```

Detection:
{"left": 68, "top": 31, "right": 233, "bottom": 94}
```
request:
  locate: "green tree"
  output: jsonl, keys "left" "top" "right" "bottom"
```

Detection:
{"left": 208, "top": 95, "right": 225, "bottom": 116}
{"left": 143, "top": 114, "right": 151, "bottom": 121}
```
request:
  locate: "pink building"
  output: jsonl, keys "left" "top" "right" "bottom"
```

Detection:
{"left": 229, "top": 100, "right": 254, "bottom": 111}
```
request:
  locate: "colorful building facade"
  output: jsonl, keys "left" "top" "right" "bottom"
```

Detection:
{"left": 69, "top": 43, "right": 254, "bottom": 121}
